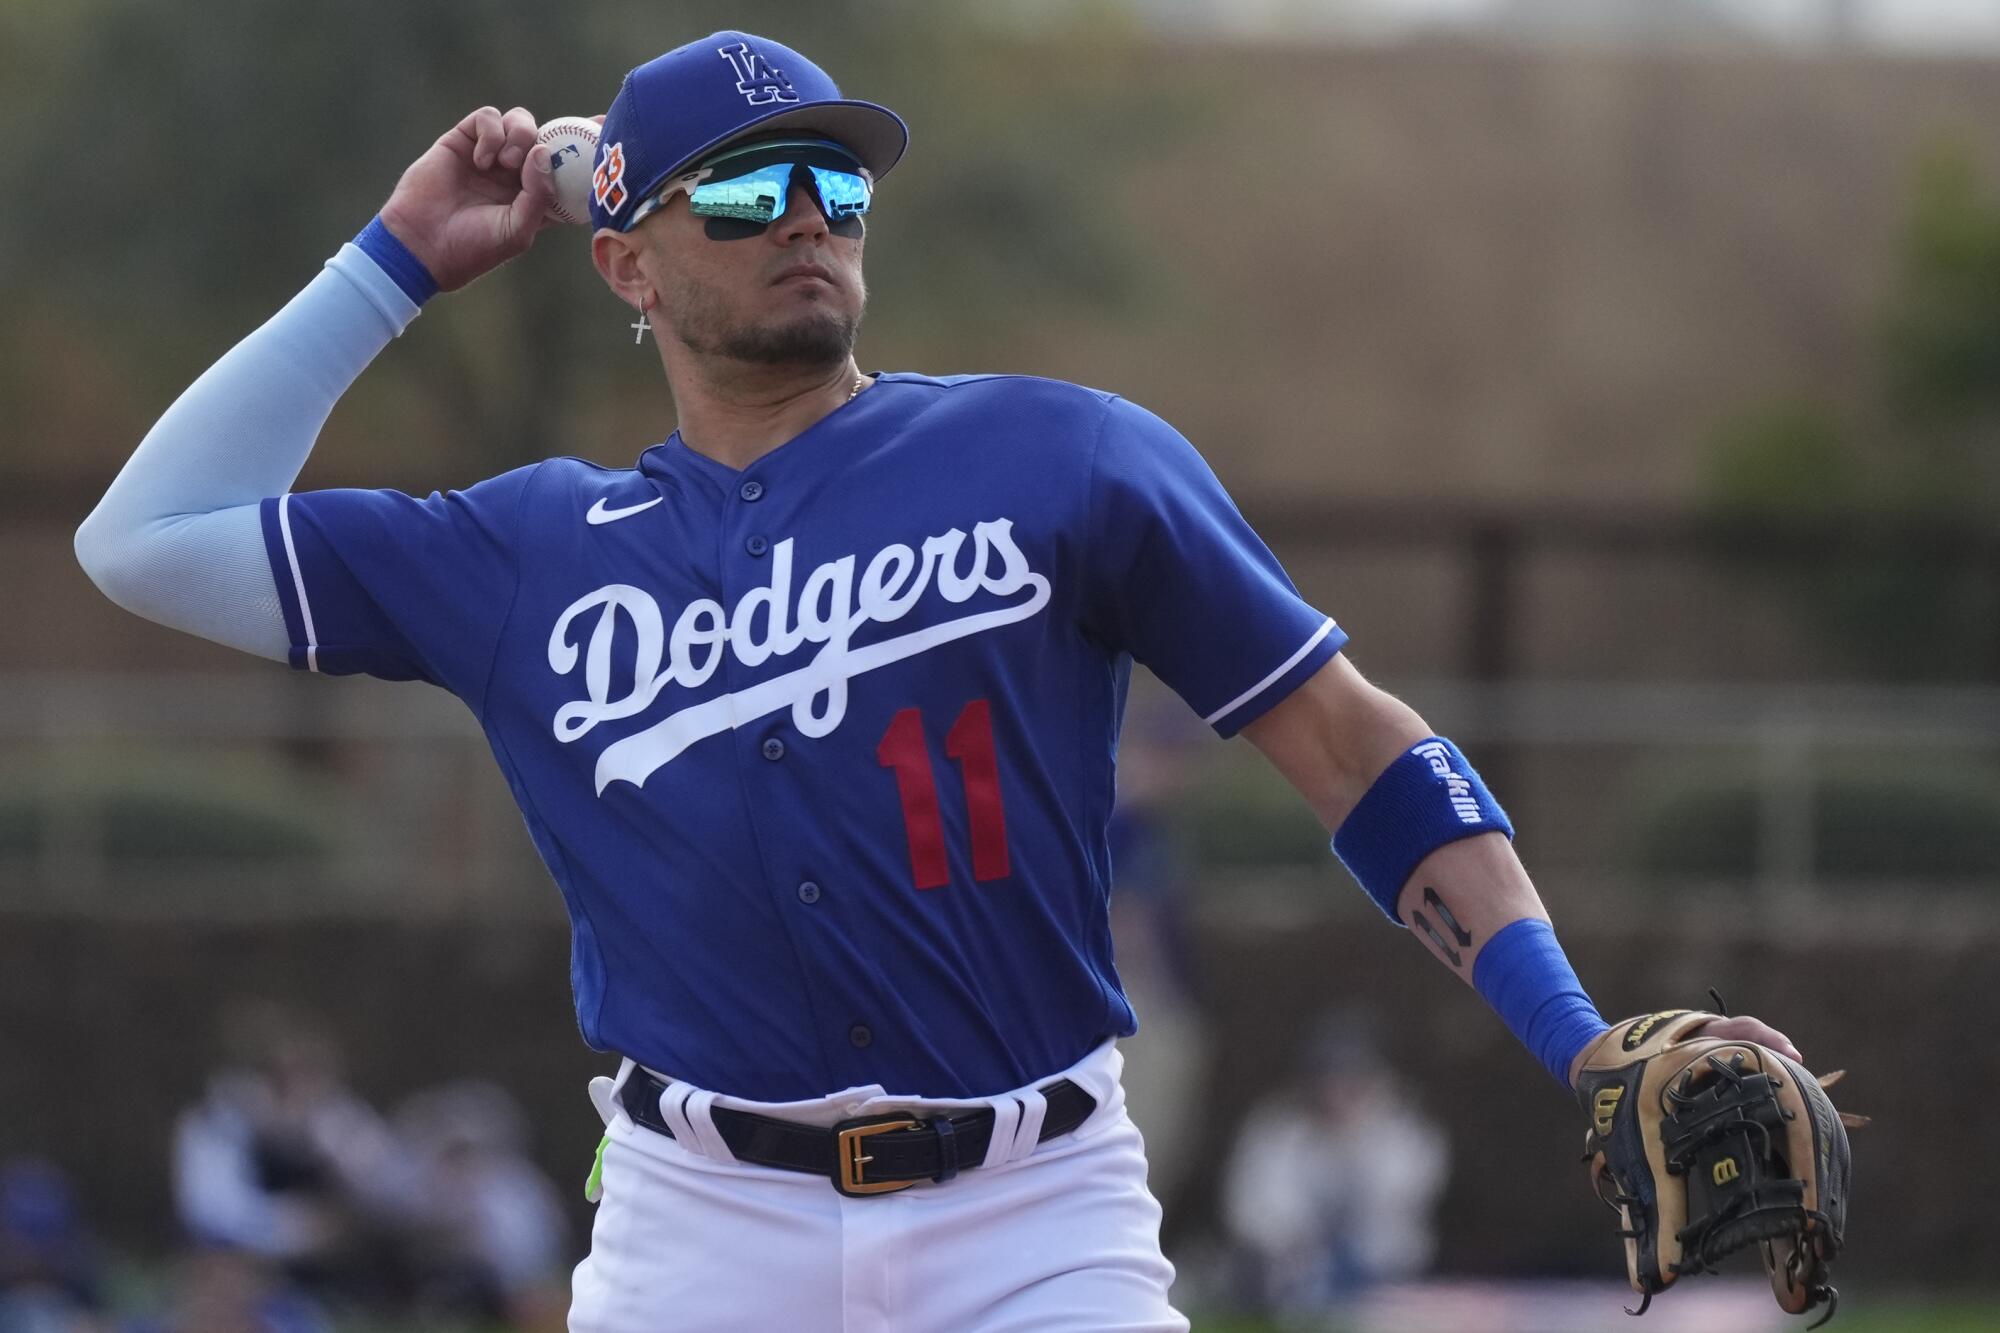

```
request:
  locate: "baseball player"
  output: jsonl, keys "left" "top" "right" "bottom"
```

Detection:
{"left": 76, "top": 31, "right": 1808, "bottom": 1332}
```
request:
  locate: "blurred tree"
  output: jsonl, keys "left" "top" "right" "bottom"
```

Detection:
{"left": 1700, "top": 139, "right": 2000, "bottom": 679}
{"left": 1881, "top": 144, "right": 2000, "bottom": 510}
{"left": 3, "top": 0, "right": 1188, "bottom": 495}
{"left": 1705, "top": 401, "right": 1858, "bottom": 520}
{"left": 6, "top": 0, "right": 617, "bottom": 479}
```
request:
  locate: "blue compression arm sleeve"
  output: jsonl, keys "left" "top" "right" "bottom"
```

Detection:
{"left": 73, "top": 230, "right": 423, "bottom": 660}
{"left": 1472, "top": 918, "right": 1610, "bottom": 1086}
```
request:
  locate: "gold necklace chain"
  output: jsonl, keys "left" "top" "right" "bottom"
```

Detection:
{"left": 848, "top": 373, "right": 867, "bottom": 400}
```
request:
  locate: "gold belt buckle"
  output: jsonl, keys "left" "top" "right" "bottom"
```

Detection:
{"left": 835, "top": 1116, "right": 922, "bottom": 1196}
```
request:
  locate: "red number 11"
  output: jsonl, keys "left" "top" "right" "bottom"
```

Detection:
{"left": 875, "top": 699, "right": 1011, "bottom": 890}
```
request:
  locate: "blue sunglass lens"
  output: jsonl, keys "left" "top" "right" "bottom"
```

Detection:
{"left": 687, "top": 161, "right": 871, "bottom": 225}
{"left": 809, "top": 166, "right": 871, "bottom": 220}
{"left": 687, "top": 164, "right": 794, "bottom": 223}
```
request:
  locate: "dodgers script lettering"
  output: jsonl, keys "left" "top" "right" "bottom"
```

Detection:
{"left": 547, "top": 519, "right": 1051, "bottom": 794}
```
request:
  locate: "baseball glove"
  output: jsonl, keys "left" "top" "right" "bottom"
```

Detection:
{"left": 1573, "top": 1009, "right": 1864, "bottom": 1326}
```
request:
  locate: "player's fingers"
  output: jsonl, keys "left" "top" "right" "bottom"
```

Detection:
{"left": 592, "top": 113, "right": 605, "bottom": 124}
{"left": 436, "top": 105, "right": 484, "bottom": 155}
{"left": 1699, "top": 1014, "right": 1803, "bottom": 1062}
{"left": 1754, "top": 1022, "right": 1804, "bottom": 1062}
{"left": 507, "top": 143, "right": 556, "bottom": 247}
{"left": 469, "top": 105, "right": 505, "bottom": 170}
{"left": 497, "top": 106, "right": 537, "bottom": 171}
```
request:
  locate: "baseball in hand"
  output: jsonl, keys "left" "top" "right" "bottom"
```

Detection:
{"left": 537, "top": 116, "right": 601, "bottom": 225}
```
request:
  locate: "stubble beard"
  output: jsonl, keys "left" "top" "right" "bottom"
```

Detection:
{"left": 664, "top": 274, "right": 864, "bottom": 371}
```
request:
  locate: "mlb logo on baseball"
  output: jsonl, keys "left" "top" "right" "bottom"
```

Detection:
{"left": 718, "top": 40, "right": 798, "bottom": 105}
{"left": 594, "top": 142, "right": 628, "bottom": 213}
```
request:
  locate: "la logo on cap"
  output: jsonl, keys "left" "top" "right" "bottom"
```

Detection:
{"left": 718, "top": 40, "right": 799, "bottom": 106}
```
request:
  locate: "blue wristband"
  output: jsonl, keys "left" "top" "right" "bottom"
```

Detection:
{"left": 1333, "top": 737, "right": 1513, "bottom": 921}
{"left": 353, "top": 215, "right": 439, "bottom": 307}
{"left": 1473, "top": 918, "right": 1609, "bottom": 1086}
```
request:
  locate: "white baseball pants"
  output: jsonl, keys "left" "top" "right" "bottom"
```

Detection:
{"left": 568, "top": 1040, "right": 1187, "bottom": 1332}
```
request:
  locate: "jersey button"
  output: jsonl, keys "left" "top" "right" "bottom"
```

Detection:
{"left": 745, "top": 535, "right": 770, "bottom": 557}
{"left": 797, "top": 881, "right": 821, "bottom": 904}
{"left": 739, "top": 480, "right": 765, "bottom": 502}
{"left": 848, "top": 1024, "right": 873, "bottom": 1048}
{"left": 761, "top": 737, "right": 786, "bottom": 761}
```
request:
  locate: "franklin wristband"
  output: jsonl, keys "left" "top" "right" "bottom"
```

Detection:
{"left": 353, "top": 215, "right": 439, "bottom": 307}
{"left": 1333, "top": 736, "right": 1513, "bottom": 921}
{"left": 1473, "top": 918, "right": 1609, "bottom": 1086}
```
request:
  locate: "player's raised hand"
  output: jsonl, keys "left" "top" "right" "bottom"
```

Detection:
{"left": 378, "top": 105, "right": 559, "bottom": 293}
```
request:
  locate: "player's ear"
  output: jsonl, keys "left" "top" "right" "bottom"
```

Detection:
{"left": 591, "top": 228, "right": 652, "bottom": 310}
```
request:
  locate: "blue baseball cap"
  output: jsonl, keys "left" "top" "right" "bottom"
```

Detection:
{"left": 589, "top": 31, "right": 908, "bottom": 233}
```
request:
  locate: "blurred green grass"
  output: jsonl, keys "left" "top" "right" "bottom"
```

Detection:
{"left": 1181, "top": 1306, "right": 2000, "bottom": 1333}
{"left": 1834, "top": 1308, "right": 2000, "bottom": 1333}
{"left": 174, "top": 1291, "right": 2000, "bottom": 1333}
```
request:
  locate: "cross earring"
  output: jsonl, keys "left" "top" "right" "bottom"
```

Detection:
{"left": 631, "top": 305, "right": 652, "bottom": 344}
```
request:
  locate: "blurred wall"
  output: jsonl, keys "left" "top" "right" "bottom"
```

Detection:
{"left": 0, "top": 907, "right": 1969, "bottom": 1289}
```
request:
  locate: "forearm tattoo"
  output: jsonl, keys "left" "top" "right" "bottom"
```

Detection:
{"left": 1412, "top": 885, "right": 1475, "bottom": 970}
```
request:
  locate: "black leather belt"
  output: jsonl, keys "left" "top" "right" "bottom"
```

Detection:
{"left": 618, "top": 1067, "right": 1097, "bottom": 1197}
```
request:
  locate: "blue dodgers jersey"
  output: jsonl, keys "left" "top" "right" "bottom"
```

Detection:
{"left": 259, "top": 373, "right": 1344, "bottom": 1100}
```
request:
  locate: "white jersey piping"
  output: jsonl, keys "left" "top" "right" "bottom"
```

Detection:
{"left": 277, "top": 494, "right": 321, "bottom": 673}
{"left": 1201, "top": 617, "right": 1337, "bottom": 726}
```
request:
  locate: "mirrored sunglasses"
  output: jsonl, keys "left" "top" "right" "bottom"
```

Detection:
{"left": 629, "top": 138, "right": 873, "bottom": 231}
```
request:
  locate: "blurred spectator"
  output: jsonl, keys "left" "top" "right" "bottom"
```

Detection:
{"left": 390, "top": 1080, "right": 569, "bottom": 1328}
{"left": 1221, "top": 1011, "right": 1449, "bottom": 1318}
{"left": 0, "top": 1158, "right": 104, "bottom": 1333}
{"left": 171, "top": 1002, "right": 407, "bottom": 1306}
{"left": 1107, "top": 699, "right": 1211, "bottom": 1214}
{"left": 121, "top": 1249, "right": 326, "bottom": 1333}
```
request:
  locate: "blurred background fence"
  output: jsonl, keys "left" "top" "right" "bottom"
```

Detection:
{"left": 12, "top": 504, "right": 2000, "bottom": 914}
{"left": 8, "top": 0, "right": 2000, "bottom": 1329}
{"left": 9, "top": 570, "right": 2000, "bottom": 918}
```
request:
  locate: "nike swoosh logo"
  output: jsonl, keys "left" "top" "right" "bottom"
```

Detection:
{"left": 587, "top": 496, "right": 664, "bottom": 525}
